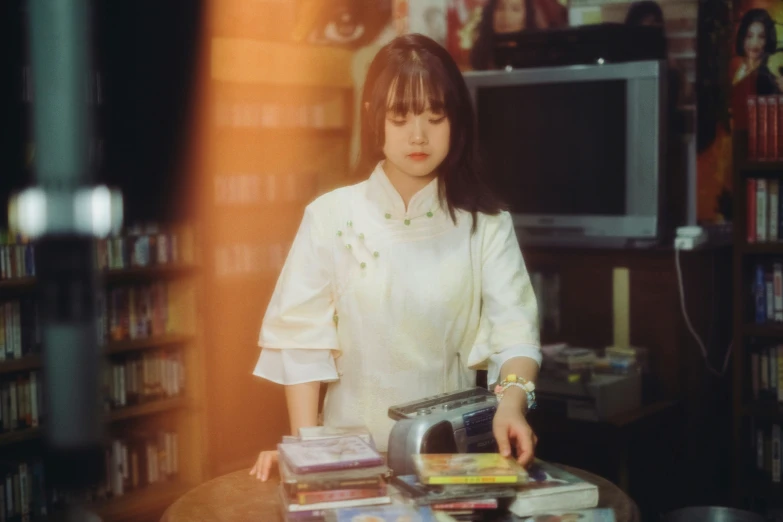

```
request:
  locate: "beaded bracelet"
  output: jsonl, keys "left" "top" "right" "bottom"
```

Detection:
{"left": 493, "top": 374, "right": 537, "bottom": 412}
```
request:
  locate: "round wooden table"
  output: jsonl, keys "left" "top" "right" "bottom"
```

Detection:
{"left": 161, "top": 464, "right": 640, "bottom": 522}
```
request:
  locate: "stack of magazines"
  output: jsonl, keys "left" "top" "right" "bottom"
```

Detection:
{"left": 277, "top": 430, "right": 392, "bottom": 522}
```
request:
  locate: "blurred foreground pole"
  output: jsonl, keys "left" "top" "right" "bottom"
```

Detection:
{"left": 23, "top": 0, "right": 117, "bottom": 498}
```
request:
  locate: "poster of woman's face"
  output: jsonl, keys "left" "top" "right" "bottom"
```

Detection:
{"left": 493, "top": 0, "right": 527, "bottom": 33}
{"left": 729, "top": 2, "right": 783, "bottom": 131}
{"left": 468, "top": 0, "right": 568, "bottom": 69}
{"left": 733, "top": 8, "right": 777, "bottom": 84}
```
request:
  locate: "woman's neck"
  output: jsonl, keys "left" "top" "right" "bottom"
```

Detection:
{"left": 382, "top": 162, "right": 437, "bottom": 209}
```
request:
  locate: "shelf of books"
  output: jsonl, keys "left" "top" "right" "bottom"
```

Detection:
{"left": 732, "top": 125, "right": 783, "bottom": 511}
{"left": 0, "top": 224, "right": 207, "bottom": 522}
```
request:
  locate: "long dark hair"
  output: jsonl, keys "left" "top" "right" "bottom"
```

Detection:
{"left": 624, "top": 0, "right": 664, "bottom": 26}
{"left": 354, "top": 33, "right": 505, "bottom": 231}
{"left": 735, "top": 8, "right": 776, "bottom": 57}
{"left": 470, "top": 0, "right": 536, "bottom": 70}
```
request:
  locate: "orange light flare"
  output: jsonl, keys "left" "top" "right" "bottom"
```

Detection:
{"left": 179, "top": 0, "right": 355, "bottom": 472}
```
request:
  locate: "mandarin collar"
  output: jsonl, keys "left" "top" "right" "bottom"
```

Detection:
{"left": 365, "top": 162, "right": 441, "bottom": 221}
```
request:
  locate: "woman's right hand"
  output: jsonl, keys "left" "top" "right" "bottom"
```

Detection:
{"left": 249, "top": 450, "right": 278, "bottom": 481}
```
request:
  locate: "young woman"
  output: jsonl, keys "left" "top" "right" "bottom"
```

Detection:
{"left": 730, "top": 8, "right": 781, "bottom": 131}
{"left": 250, "top": 33, "right": 542, "bottom": 481}
{"left": 732, "top": 8, "right": 777, "bottom": 87}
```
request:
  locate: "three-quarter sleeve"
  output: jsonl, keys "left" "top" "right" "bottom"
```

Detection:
{"left": 468, "top": 212, "right": 541, "bottom": 380}
{"left": 253, "top": 348, "right": 339, "bottom": 385}
{"left": 253, "top": 205, "right": 340, "bottom": 384}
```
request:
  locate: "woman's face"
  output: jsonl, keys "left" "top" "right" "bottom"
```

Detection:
{"left": 493, "top": 0, "right": 525, "bottom": 34}
{"left": 744, "top": 21, "right": 767, "bottom": 61}
{"left": 382, "top": 103, "right": 450, "bottom": 182}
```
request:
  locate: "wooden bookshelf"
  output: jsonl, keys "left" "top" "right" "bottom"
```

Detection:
{"left": 0, "top": 264, "right": 200, "bottom": 290}
{"left": 737, "top": 162, "right": 783, "bottom": 174}
{"left": 217, "top": 126, "right": 350, "bottom": 136}
{"left": 0, "top": 427, "right": 41, "bottom": 447}
{"left": 743, "top": 323, "right": 783, "bottom": 337}
{"left": 105, "top": 334, "right": 196, "bottom": 355}
{"left": 0, "top": 277, "right": 35, "bottom": 292}
{"left": 103, "top": 264, "right": 201, "bottom": 283}
{"left": 740, "top": 243, "right": 783, "bottom": 255}
{"left": 731, "top": 129, "right": 783, "bottom": 506}
{"left": 0, "top": 398, "right": 196, "bottom": 455}
{"left": 0, "top": 334, "right": 195, "bottom": 376}
{"left": 0, "top": 354, "right": 42, "bottom": 375}
{"left": 0, "top": 396, "right": 194, "bottom": 448}
{"left": 742, "top": 401, "right": 783, "bottom": 418}
{"left": 0, "top": 258, "right": 206, "bottom": 519}
{"left": 108, "top": 397, "right": 192, "bottom": 422}
{"left": 210, "top": 38, "right": 353, "bottom": 88}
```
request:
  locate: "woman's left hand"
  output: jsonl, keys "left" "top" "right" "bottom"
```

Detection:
{"left": 492, "top": 397, "right": 537, "bottom": 468}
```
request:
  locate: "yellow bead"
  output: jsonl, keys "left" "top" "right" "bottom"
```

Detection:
{"left": 507, "top": 374, "right": 517, "bottom": 382}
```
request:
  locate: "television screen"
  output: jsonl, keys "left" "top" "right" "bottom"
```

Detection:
{"left": 476, "top": 80, "right": 627, "bottom": 216}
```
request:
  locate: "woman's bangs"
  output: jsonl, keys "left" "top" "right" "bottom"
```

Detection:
{"left": 385, "top": 64, "right": 446, "bottom": 117}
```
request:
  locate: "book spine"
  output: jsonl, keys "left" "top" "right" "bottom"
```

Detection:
{"left": 764, "top": 347, "right": 771, "bottom": 398}
{"left": 778, "top": 345, "right": 783, "bottom": 403}
{"left": 749, "top": 96, "right": 758, "bottom": 160}
{"left": 748, "top": 178, "right": 757, "bottom": 243}
{"left": 757, "top": 178, "right": 768, "bottom": 242}
{"left": 425, "top": 476, "right": 521, "bottom": 485}
{"left": 752, "top": 351, "right": 760, "bottom": 399}
{"left": 760, "top": 96, "right": 768, "bottom": 161}
{"left": 772, "top": 424, "right": 780, "bottom": 483}
{"left": 772, "top": 346, "right": 779, "bottom": 399}
{"left": 778, "top": 95, "right": 783, "bottom": 160}
{"left": 775, "top": 263, "right": 783, "bottom": 321}
{"left": 294, "top": 476, "right": 383, "bottom": 493}
{"left": 287, "top": 458, "right": 384, "bottom": 474}
{"left": 295, "top": 486, "right": 386, "bottom": 505}
{"left": 771, "top": 179, "right": 780, "bottom": 241}
{"left": 771, "top": 96, "right": 779, "bottom": 160}
{"left": 432, "top": 499, "right": 499, "bottom": 510}
{"left": 767, "top": 271, "right": 775, "bottom": 322}
{"left": 756, "top": 263, "right": 766, "bottom": 324}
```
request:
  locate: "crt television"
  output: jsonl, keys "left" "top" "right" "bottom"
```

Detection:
{"left": 463, "top": 60, "right": 667, "bottom": 248}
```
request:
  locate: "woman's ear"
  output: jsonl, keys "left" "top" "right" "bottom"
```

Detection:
{"left": 364, "top": 101, "right": 370, "bottom": 112}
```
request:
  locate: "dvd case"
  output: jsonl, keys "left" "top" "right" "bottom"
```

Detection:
{"left": 278, "top": 435, "right": 384, "bottom": 474}
{"left": 325, "top": 504, "right": 437, "bottom": 522}
{"left": 391, "top": 474, "right": 518, "bottom": 505}
{"left": 411, "top": 454, "right": 529, "bottom": 485}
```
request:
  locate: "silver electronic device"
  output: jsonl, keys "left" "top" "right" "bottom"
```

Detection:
{"left": 386, "top": 387, "right": 499, "bottom": 476}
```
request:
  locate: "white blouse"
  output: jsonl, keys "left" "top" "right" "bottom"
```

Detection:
{"left": 253, "top": 163, "right": 541, "bottom": 450}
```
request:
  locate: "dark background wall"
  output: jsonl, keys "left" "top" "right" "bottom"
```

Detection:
{"left": 0, "top": 0, "right": 205, "bottom": 228}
